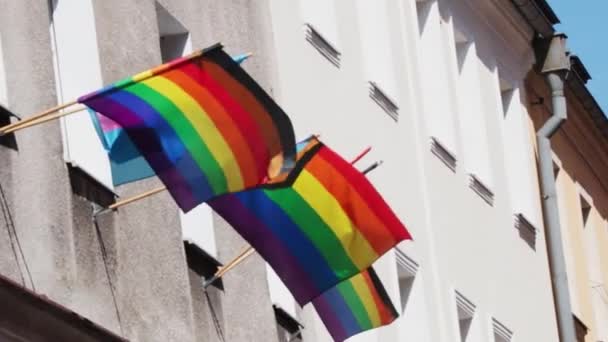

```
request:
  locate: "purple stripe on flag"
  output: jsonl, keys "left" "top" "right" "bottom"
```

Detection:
{"left": 312, "top": 294, "right": 349, "bottom": 342}
{"left": 86, "top": 95, "right": 199, "bottom": 210}
{"left": 313, "top": 287, "right": 360, "bottom": 341}
{"left": 209, "top": 195, "right": 319, "bottom": 302}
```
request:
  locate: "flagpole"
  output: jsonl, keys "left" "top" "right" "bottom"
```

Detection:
{"left": 2, "top": 106, "right": 87, "bottom": 134}
{"left": 107, "top": 186, "right": 167, "bottom": 210}
{"left": 350, "top": 146, "right": 371, "bottom": 165}
{"left": 0, "top": 100, "right": 78, "bottom": 135}
{"left": 203, "top": 246, "right": 255, "bottom": 288}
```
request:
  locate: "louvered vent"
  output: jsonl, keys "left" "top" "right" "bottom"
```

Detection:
{"left": 304, "top": 23, "right": 341, "bottom": 67}
{"left": 515, "top": 213, "right": 537, "bottom": 250}
{"left": 469, "top": 174, "right": 494, "bottom": 206}
{"left": 492, "top": 319, "right": 513, "bottom": 342}
{"left": 369, "top": 81, "right": 399, "bottom": 121}
{"left": 430, "top": 137, "right": 457, "bottom": 171}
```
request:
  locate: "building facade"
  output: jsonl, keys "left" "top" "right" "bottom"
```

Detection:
{"left": 526, "top": 57, "right": 608, "bottom": 342}
{"left": 0, "top": 0, "right": 604, "bottom": 341}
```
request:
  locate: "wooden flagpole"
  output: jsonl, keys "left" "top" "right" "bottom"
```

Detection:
{"left": 108, "top": 186, "right": 167, "bottom": 210}
{"left": 2, "top": 106, "right": 87, "bottom": 134}
{"left": 204, "top": 246, "right": 255, "bottom": 288}
{"left": 0, "top": 100, "right": 78, "bottom": 134}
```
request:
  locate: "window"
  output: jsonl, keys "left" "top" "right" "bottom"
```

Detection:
{"left": 156, "top": 2, "right": 191, "bottom": 63}
{"left": 300, "top": 0, "right": 340, "bottom": 66}
{"left": 455, "top": 291, "right": 476, "bottom": 342}
{"left": 451, "top": 26, "right": 494, "bottom": 204}
{"left": 67, "top": 163, "right": 117, "bottom": 208}
{"left": 415, "top": 0, "right": 459, "bottom": 167}
{"left": 396, "top": 250, "right": 419, "bottom": 312}
{"left": 184, "top": 241, "right": 222, "bottom": 289}
{"left": 573, "top": 315, "right": 588, "bottom": 342}
{"left": 50, "top": 0, "right": 112, "bottom": 188}
{"left": 184, "top": 240, "right": 226, "bottom": 340}
{"left": 492, "top": 318, "right": 513, "bottom": 342}
{"left": 396, "top": 250, "right": 432, "bottom": 340}
{"left": 274, "top": 305, "right": 303, "bottom": 342}
{"left": 579, "top": 194, "right": 591, "bottom": 225}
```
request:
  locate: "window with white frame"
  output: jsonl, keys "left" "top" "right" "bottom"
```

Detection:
{"left": 355, "top": 0, "right": 400, "bottom": 121}
{"left": 415, "top": 0, "right": 459, "bottom": 170}
{"left": 300, "top": 0, "right": 341, "bottom": 66}
{"left": 452, "top": 25, "right": 494, "bottom": 205}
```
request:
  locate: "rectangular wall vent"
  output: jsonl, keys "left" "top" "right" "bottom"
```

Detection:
{"left": 430, "top": 137, "right": 457, "bottom": 171}
{"left": 515, "top": 213, "right": 537, "bottom": 250}
{"left": 369, "top": 81, "right": 399, "bottom": 121}
{"left": 395, "top": 249, "right": 419, "bottom": 277}
{"left": 469, "top": 173, "right": 494, "bottom": 206}
{"left": 304, "top": 23, "right": 341, "bottom": 67}
{"left": 492, "top": 318, "right": 513, "bottom": 342}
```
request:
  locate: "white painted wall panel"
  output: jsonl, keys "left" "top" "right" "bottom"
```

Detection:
{"left": 50, "top": 0, "right": 112, "bottom": 188}
{"left": 502, "top": 87, "right": 541, "bottom": 225}
{"left": 417, "top": 2, "right": 458, "bottom": 152}
{"left": 299, "top": 0, "right": 340, "bottom": 47}
{"left": 355, "top": 0, "right": 398, "bottom": 99}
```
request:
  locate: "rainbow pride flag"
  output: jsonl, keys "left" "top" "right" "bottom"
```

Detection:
{"left": 313, "top": 267, "right": 398, "bottom": 342}
{"left": 209, "top": 138, "right": 411, "bottom": 304}
{"left": 88, "top": 53, "right": 252, "bottom": 187}
{"left": 79, "top": 44, "right": 296, "bottom": 211}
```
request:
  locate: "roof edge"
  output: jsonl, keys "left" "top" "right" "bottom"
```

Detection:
{"left": 509, "top": 0, "right": 559, "bottom": 37}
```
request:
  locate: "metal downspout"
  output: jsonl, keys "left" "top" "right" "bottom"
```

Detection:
{"left": 537, "top": 71, "right": 577, "bottom": 342}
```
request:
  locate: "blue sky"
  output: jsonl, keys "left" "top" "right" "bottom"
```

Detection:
{"left": 549, "top": 0, "right": 607, "bottom": 113}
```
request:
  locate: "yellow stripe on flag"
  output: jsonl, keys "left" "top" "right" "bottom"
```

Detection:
{"left": 293, "top": 170, "right": 378, "bottom": 269}
{"left": 143, "top": 76, "right": 244, "bottom": 191}
{"left": 351, "top": 273, "right": 382, "bottom": 327}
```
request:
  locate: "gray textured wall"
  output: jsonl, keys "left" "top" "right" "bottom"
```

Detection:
{"left": 0, "top": 0, "right": 282, "bottom": 341}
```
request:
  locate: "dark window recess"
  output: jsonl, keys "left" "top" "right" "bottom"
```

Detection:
{"left": 580, "top": 195, "right": 591, "bottom": 225}
{"left": 274, "top": 305, "right": 303, "bottom": 342}
{"left": 67, "top": 164, "right": 116, "bottom": 207}
{"left": 455, "top": 291, "right": 476, "bottom": 342}
{"left": 430, "top": 137, "right": 457, "bottom": 172}
{"left": 156, "top": 1, "right": 189, "bottom": 63}
{"left": 0, "top": 104, "right": 17, "bottom": 150}
{"left": 469, "top": 174, "right": 494, "bottom": 206}
{"left": 515, "top": 213, "right": 537, "bottom": 251}
{"left": 304, "top": 23, "right": 341, "bottom": 67}
{"left": 183, "top": 240, "right": 223, "bottom": 290}
{"left": 492, "top": 318, "right": 513, "bottom": 342}
{"left": 573, "top": 315, "right": 588, "bottom": 342}
{"left": 369, "top": 81, "right": 399, "bottom": 122}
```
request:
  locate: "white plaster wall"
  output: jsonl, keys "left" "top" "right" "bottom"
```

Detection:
{"left": 266, "top": 0, "right": 558, "bottom": 341}
{"left": 50, "top": 0, "right": 112, "bottom": 188}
